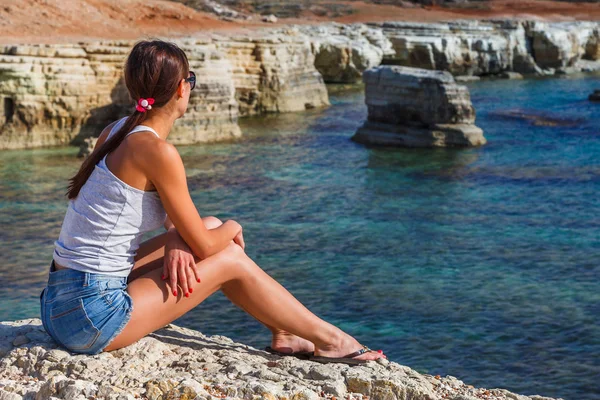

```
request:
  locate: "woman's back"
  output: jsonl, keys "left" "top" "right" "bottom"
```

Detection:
{"left": 53, "top": 118, "right": 167, "bottom": 277}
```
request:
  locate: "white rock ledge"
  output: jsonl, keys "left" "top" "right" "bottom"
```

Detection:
{"left": 0, "top": 319, "right": 560, "bottom": 400}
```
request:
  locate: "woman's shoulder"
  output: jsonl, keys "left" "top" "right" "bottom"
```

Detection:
{"left": 135, "top": 139, "right": 183, "bottom": 180}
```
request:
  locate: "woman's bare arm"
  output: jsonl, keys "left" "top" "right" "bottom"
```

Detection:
{"left": 142, "top": 141, "right": 241, "bottom": 259}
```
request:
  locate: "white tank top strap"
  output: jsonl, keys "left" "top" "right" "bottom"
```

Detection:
{"left": 107, "top": 117, "right": 127, "bottom": 140}
{"left": 128, "top": 125, "right": 160, "bottom": 139}
{"left": 101, "top": 118, "right": 160, "bottom": 163}
{"left": 106, "top": 117, "right": 160, "bottom": 140}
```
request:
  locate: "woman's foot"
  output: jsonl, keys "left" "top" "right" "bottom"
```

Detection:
{"left": 270, "top": 329, "right": 315, "bottom": 354}
{"left": 314, "top": 331, "right": 386, "bottom": 361}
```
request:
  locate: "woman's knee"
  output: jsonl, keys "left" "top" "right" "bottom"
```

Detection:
{"left": 219, "top": 242, "right": 253, "bottom": 277}
{"left": 203, "top": 216, "right": 223, "bottom": 230}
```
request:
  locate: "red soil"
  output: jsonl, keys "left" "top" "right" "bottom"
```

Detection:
{"left": 1, "top": 0, "right": 600, "bottom": 45}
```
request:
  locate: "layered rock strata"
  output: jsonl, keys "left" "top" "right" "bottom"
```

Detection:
{"left": 2, "top": 19, "right": 599, "bottom": 150}
{"left": 0, "top": 33, "right": 329, "bottom": 149}
{"left": 353, "top": 66, "right": 486, "bottom": 147}
{"left": 0, "top": 318, "right": 559, "bottom": 400}
{"left": 290, "top": 20, "right": 600, "bottom": 82}
{"left": 213, "top": 32, "right": 329, "bottom": 117}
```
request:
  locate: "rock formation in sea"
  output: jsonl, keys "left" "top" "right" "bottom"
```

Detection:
{"left": 589, "top": 90, "right": 600, "bottom": 102}
{"left": 353, "top": 66, "right": 486, "bottom": 148}
{"left": 0, "top": 318, "right": 560, "bottom": 400}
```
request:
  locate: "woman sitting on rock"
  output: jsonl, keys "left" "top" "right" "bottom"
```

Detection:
{"left": 39, "top": 39, "right": 385, "bottom": 364}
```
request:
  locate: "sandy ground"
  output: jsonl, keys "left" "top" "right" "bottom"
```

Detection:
{"left": 1, "top": 0, "right": 600, "bottom": 45}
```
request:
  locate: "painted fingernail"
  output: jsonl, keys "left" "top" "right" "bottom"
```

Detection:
{"left": 189, "top": 288, "right": 193, "bottom": 293}
{"left": 185, "top": 293, "right": 190, "bottom": 297}
{"left": 161, "top": 274, "right": 166, "bottom": 280}
{"left": 197, "top": 278, "right": 201, "bottom": 283}
{"left": 377, "top": 350, "right": 383, "bottom": 354}
{"left": 173, "top": 290, "right": 177, "bottom": 296}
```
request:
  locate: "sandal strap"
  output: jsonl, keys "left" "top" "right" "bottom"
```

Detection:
{"left": 342, "top": 345, "right": 372, "bottom": 359}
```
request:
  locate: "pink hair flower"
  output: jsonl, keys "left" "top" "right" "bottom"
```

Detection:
{"left": 136, "top": 97, "right": 155, "bottom": 112}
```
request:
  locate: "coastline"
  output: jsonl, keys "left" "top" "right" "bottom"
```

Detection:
{"left": 0, "top": 3, "right": 598, "bottom": 399}
{"left": 1, "top": 18, "right": 599, "bottom": 150}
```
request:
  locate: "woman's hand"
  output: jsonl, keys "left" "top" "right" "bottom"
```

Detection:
{"left": 162, "top": 228, "right": 200, "bottom": 297}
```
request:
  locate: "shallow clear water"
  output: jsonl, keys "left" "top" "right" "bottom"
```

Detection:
{"left": 1, "top": 76, "right": 599, "bottom": 399}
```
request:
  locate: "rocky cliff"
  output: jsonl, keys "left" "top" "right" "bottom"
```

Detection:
{"left": 1, "top": 19, "right": 599, "bottom": 150}
{"left": 0, "top": 33, "right": 329, "bottom": 150}
{"left": 0, "top": 318, "right": 560, "bottom": 400}
{"left": 289, "top": 19, "right": 600, "bottom": 82}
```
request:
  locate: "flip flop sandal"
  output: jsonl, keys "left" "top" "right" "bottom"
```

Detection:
{"left": 265, "top": 346, "right": 315, "bottom": 360}
{"left": 307, "top": 345, "right": 375, "bottom": 366}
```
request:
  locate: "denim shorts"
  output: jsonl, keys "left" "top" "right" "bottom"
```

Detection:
{"left": 39, "top": 261, "right": 134, "bottom": 355}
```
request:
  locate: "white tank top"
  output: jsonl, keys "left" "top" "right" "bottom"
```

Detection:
{"left": 53, "top": 117, "right": 167, "bottom": 277}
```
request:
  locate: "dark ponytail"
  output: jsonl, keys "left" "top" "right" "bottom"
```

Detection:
{"left": 66, "top": 39, "right": 189, "bottom": 200}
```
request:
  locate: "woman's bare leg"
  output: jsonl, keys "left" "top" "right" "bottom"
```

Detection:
{"left": 104, "top": 240, "right": 383, "bottom": 360}
{"left": 127, "top": 216, "right": 313, "bottom": 353}
{"left": 220, "top": 287, "right": 314, "bottom": 354}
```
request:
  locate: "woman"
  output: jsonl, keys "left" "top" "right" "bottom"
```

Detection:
{"left": 39, "top": 39, "right": 385, "bottom": 364}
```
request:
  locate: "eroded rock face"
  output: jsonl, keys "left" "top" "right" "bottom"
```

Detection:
{"left": 0, "top": 32, "right": 330, "bottom": 149}
{"left": 1, "top": 20, "right": 599, "bottom": 150}
{"left": 214, "top": 31, "right": 330, "bottom": 117}
{"left": 292, "top": 24, "right": 388, "bottom": 83}
{"left": 296, "top": 20, "right": 600, "bottom": 82}
{"left": 0, "top": 44, "right": 101, "bottom": 150}
{"left": 353, "top": 66, "right": 486, "bottom": 147}
{"left": 0, "top": 318, "right": 558, "bottom": 400}
{"left": 527, "top": 21, "right": 598, "bottom": 69}
{"left": 0, "top": 39, "right": 242, "bottom": 150}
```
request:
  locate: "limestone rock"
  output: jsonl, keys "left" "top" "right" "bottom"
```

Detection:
{"left": 0, "top": 39, "right": 241, "bottom": 150}
{"left": 527, "top": 21, "right": 598, "bottom": 69}
{"left": 455, "top": 75, "right": 481, "bottom": 82}
{"left": 353, "top": 66, "right": 486, "bottom": 148}
{"left": 262, "top": 14, "right": 278, "bottom": 23}
{"left": 576, "top": 59, "right": 600, "bottom": 73}
{"left": 168, "top": 40, "right": 242, "bottom": 146}
{"left": 0, "top": 318, "right": 557, "bottom": 400}
{"left": 2, "top": 19, "right": 599, "bottom": 150}
{"left": 371, "top": 20, "right": 516, "bottom": 76}
{"left": 295, "top": 23, "right": 388, "bottom": 83}
{"left": 0, "top": 32, "right": 331, "bottom": 149}
{"left": 214, "top": 31, "right": 329, "bottom": 117}
{"left": 177, "top": 0, "right": 252, "bottom": 21}
{"left": 312, "top": 35, "right": 383, "bottom": 83}
{"left": 499, "top": 72, "right": 524, "bottom": 79}
{"left": 359, "top": 20, "right": 598, "bottom": 77}
{"left": 77, "top": 137, "right": 97, "bottom": 158}
{"left": 585, "top": 29, "right": 600, "bottom": 60}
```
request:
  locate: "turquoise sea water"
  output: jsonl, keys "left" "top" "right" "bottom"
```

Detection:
{"left": 1, "top": 75, "right": 599, "bottom": 399}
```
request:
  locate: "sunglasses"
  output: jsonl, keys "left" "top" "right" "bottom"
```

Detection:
{"left": 185, "top": 71, "right": 196, "bottom": 91}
